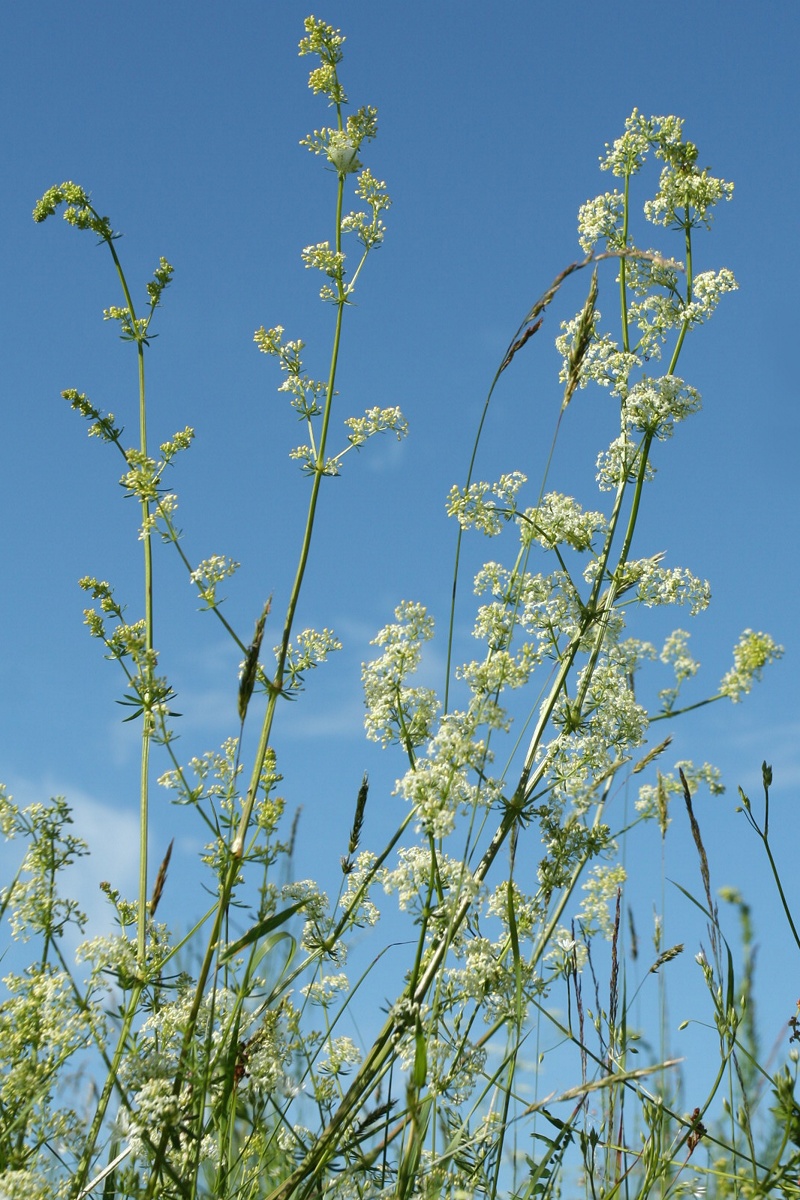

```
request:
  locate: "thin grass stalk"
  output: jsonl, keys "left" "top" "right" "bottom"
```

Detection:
{"left": 444, "top": 246, "right": 678, "bottom": 716}
{"left": 739, "top": 766, "right": 800, "bottom": 955}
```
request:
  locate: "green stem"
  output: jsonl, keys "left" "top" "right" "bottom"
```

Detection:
{"left": 72, "top": 983, "right": 143, "bottom": 1198}
{"left": 759, "top": 835, "right": 800, "bottom": 954}
{"left": 620, "top": 172, "right": 631, "bottom": 354}
{"left": 233, "top": 248, "right": 347, "bottom": 860}
{"left": 103, "top": 230, "right": 153, "bottom": 966}
{"left": 650, "top": 693, "right": 722, "bottom": 721}
{"left": 667, "top": 213, "right": 693, "bottom": 377}
{"left": 145, "top": 172, "right": 351, "bottom": 1199}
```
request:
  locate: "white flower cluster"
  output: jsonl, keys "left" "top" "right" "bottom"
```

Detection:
{"left": 645, "top": 163, "right": 734, "bottom": 229}
{"left": 521, "top": 492, "right": 607, "bottom": 552}
{"left": 599, "top": 109, "right": 679, "bottom": 178}
{"left": 396, "top": 708, "right": 502, "bottom": 838}
{"left": 719, "top": 629, "right": 784, "bottom": 702}
{"left": 659, "top": 628, "right": 700, "bottom": 711}
{"left": 633, "top": 561, "right": 710, "bottom": 615}
{"left": 281, "top": 879, "right": 337, "bottom": 956}
{"left": 457, "top": 646, "right": 535, "bottom": 695}
{"left": 443, "top": 931, "right": 543, "bottom": 1024}
{"left": 596, "top": 431, "right": 656, "bottom": 491}
{"left": 343, "top": 405, "right": 408, "bottom": 447}
{"left": 254, "top": 326, "right": 326, "bottom": 420}
{"left": 301, "top": 972, "right": 350, "bottom": 1007}
{"left": 472, "top": 562, "right": 585, "bottom": 658}
{"left": 340, "top": 168, "right": 391, "bottom": 250}
{"left": 681, "top": 268, "right": 738, "bottom": 326}
{"left": 126, "top": 1076, "right": 184, "bottom": 1160}
{"left": 384, "top": 847, "right": 483, "bottom": 939}
{"left": 446, "top": 472, "right": 527, "bottom": 536}
{"left": 577, "top": 189, "right": 625, "bottom": 253}
{"left": 189, "top": 554, "right": 240, "bottom": 608}
{"left": 339, "top": 850, "right": 384, "bottom": 928}
{"left": 418, "top": 1031, "right": 488, "bottom": 1102}
{"left": 301, "top": 240, "right": 345, "bottom": 281}
{"left": 546, "top": 659, "right": 649, "bottom": 809}
{"left": 0, "top": 968, "right": 93, "bottom": 1113}
{"left": 555, "top": 315, "right": 636, "bottom": 395}
{"left": 636, "top": 760, "right": 725, "bottom": 824}
{"left": 622, "top": 374, "right": 702, "bottom": 440}
{"left": 280, "top": 626, "right": 342, "bottom": 693}
{"left": 1, "top": 797, "right": 88, "bottom": 943}
{"left": 577, "top": 862, "right": 627, "bottom": 938}
{"left": 312, "top": 1036, "right": 362, "bottom": 1105}
{"left": 362, "top": 601, "right": 438, "bottom": 748}
{"left": 545, "top": 926, "right": 589, "bottom": 976}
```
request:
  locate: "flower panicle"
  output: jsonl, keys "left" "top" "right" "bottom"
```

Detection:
{"left": 32, "top": 181, "right": 115, "bottom": 240}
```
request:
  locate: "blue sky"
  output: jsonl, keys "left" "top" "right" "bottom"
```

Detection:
{"left": 2, "top": 0, "right": 799, "bottom": 1105}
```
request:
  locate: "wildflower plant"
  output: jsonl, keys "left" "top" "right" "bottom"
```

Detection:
{"left": 2, "top": 18, "right": 796, "bottom": 1200}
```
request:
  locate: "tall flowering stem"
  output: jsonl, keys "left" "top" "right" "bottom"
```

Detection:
{"left": 31, "top": 187, "right": 174, "bottom": 967}
{"left": 141, "top": 18, "right": 398, "bottom": 1194}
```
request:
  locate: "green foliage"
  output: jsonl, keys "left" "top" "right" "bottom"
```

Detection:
{"left": 3, "top": 15, "right": 796, "bottom": 1200}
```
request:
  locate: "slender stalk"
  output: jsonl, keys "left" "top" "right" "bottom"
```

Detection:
{"left": 231, "top": 175, "right": 348, "bottom": 864}
{"left": 100, "top": 232, "right": 154, "bottom": 966}
{"left": 620, "top": 171, "right": 631, "bottom": 354}
{"left": 759, "top": 836, "right": 800, "bottom": 952}
{"left": 145, "top": 167, "right": 352, "bottom": 1199}
{"left": 740, "top": 774, "right": 800, "bottom": 954}
{"left": 72, "top": 983, "right": 144, "bottom": 1198}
